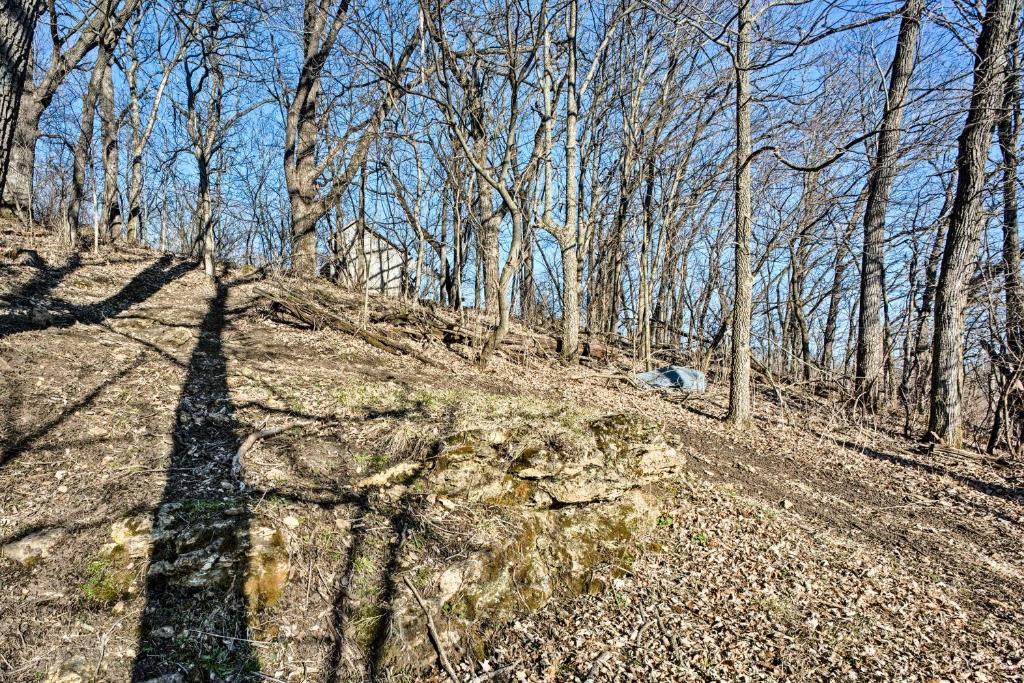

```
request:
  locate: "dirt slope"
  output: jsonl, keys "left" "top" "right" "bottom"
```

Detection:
{"left": 0, "top": 246, "right": 1021, "bottom": 682}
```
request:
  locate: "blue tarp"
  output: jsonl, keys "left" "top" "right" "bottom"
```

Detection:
{"left": 634, "top": 365, "right": 707, "bottom": 393}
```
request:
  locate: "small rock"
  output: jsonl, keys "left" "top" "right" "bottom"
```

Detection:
{"left": 781, "top": 499, "right": 793, "bottom": 510}
{"left": 2, "top": 528, "right": 60, "bottom": 565}
{"left": 139, "top": 675, "right": 184, "bottom": 683}
{"left": 30, "top": 306, "right": 52, "bottom": 327}
{"left": 43, "top": 656, "right": 87, "bottom": 683}
{"left": 152, "top": 626, "right": 175, "bottom": 639}
{"left": 111, "top": 515, "right": 153, "bottom": 559}
{"left": 438, "top": 566, "right": 464, "bottom": 601}
{"left": 282, "top": 516, "right": 300, "bottom": 529}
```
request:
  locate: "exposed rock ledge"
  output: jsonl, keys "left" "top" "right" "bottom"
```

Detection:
{"left": 362, "top": 413, "right": 686, "bottom": 673}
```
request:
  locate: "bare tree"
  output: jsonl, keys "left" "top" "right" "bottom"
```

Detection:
{"left": 929, "top": 0, "right": 1017, "bottom": 447}
{"left": 280, "top": 0, "right": 422, "bottom": 277}
{"left": 1, "top": 0, "right": 143, "bottom": 220}
{"left": 0, "top": 0, "right": 46, "bottom": 214}
{"left": 855, "top": 0, "right": 924, "bottom": 412}
{"left": 727, "top": 0, "right": 754, "bottom": 427}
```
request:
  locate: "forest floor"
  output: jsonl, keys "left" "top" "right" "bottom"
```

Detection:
{"left": 0, "top": 242, "right": 1022, "bottom": 682}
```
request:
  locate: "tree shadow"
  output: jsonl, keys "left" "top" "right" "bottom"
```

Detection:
{"left": 0, "top": 251, "right": 82, "bottom": 308}
{"left": 0, "top": 356, "right": 147, "bottom": 468}
{"left": 325, "top": 490, "right": 372, "bottom": 680}
{"left": 835, "top": 438, "right": 1024, "bottom": 505}
{"left": 0, "top": 254, "right": 194, "bottom": 338}
{"left": 131, "top": 281, "right": 256, "bottom": 680}
{"left": 323, "top": 472, "right": 425, "bottom": 683}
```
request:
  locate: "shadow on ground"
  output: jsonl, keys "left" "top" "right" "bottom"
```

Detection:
{"left": 0, "top": 253, "right": 193, "bottom": 338}
{"left": 132, "top": 281, "right": 256, "bottom": 680}
{"left": 838, "top": 439, "right": 1024, "bottom": 504}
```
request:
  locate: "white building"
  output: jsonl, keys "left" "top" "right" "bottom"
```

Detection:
{"left": 329, "top": 221, "right": 408, "bottom": 296}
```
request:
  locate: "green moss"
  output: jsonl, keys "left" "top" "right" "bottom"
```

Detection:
{"left": 81, "top": 552, "right": 133, "bottom": 606}
{"left": 353, "top": 604, "right": 386, "bottom": 649}
{"left": 180, "top": 496, "right": 240, "bottom": 521}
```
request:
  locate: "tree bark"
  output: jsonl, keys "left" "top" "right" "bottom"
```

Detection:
{"left": 560, "top": 0, "right": 581, "bottom": 363}
{"left": 929, "top": 0, "right": 1016, "bottom": 446}
{"left": 67, "top": 46, "right": 112, "bottom": 244}
{"left": 999, "top": 29, "right": 1024, "bottom": 363}
{"left": 728, "top": 0, "right": 753, "bottom": 427}
{"left": 3, "top": 92, "right": 39, "bottom": 220}
{"left": 855, "top": 0, "right": 924, "bottom": 411}
{"left": 989, "top": 23, "right": 1023, "bottom": 453}
{"left": 639, "top": 160, "right": 655, "bottom": 371}
{"left": 99, "top": 57, "right": 122, "bottom": 242}
{"left": 0, "top": 0, "right": 45, "bottom": 217}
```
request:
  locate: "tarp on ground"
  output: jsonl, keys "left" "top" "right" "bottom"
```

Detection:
{"left": 633, "top": 365, "right": 707, "bottom": 393}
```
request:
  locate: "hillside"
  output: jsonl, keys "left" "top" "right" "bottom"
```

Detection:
{"left": 1, "top": 245, "right": 1022, "bottom": 682}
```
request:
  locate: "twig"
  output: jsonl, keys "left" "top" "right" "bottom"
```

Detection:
{"left": 403, "top": 575, "right": 460, "bottom": 682}
{"left": 232, "top": 422, "right": 308, "bottom": 478}
{"left": 187, "top": 629, "right": 276, "bottom": 647}
{"left": 253, "top": 673, "right": 289, "bottom": 683}
{"left": 471, "top": 665, "right": 515, "bottom": 682}
{"left": 94, "top": 616, "right": 126, "bottom": 677}
{"left": 872, "top": 499, "right": 939, "bottom": 511}
{"left": 304, "top": 550, "right": 316, "bottom": 612}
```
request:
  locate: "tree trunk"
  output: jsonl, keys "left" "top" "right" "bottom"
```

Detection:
{"left": 126, "top": 53, "right": 143, "bottom": 243}
{"left": 856, "top": 0, "right": 924, "bottom": 411}
{"left": 639, "top": 161, "right": 655, "bottom": 371}
{"left": 99, "top": 59, "right": 122, "bottom": 241}
{"left": 0, "top": 0, "right": 45, "bottom": 218}
{"left": 999, "top": 30, "right": 1024, "bottom": 362}
{"left": 561, "top": 0, "right": 581, "bottom": 363}
{"left": 990, "top": 25, "right": 1024, "bottom": 453}
{"left": 478, "top": 213, "right": 525, "bottom": 366}
{"left": 286, "top": 74, "right": 321, "bottom": 277}
{"left": 929, "top": 0, "right": 1016, "bottom": 446}
{"left": 3, "top": 93, "right": 40, "bottom": 220}
{"left": 198, "top": 161, "right": 215, "bottom": 278}
{"left": 68, "top": 48, "right": 111, "bottom": 245}
{"left": 126, "top": 144, "right": 143, "bottom": 242}
{"left": 478, "top": 205, "right": 501, "bottom": 313}
{"left": 728, "top": 0, "right": 753, "bottom": 427}
{"left": 822, "top": 186, "right": 868, "bottom": 372}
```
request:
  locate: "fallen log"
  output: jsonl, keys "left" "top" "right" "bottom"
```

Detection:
{"left": 255, "top": 286, "right": 443, "bottom": 368}
{"left": 257, "top": 284, "right": 619, "bottom": 366}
